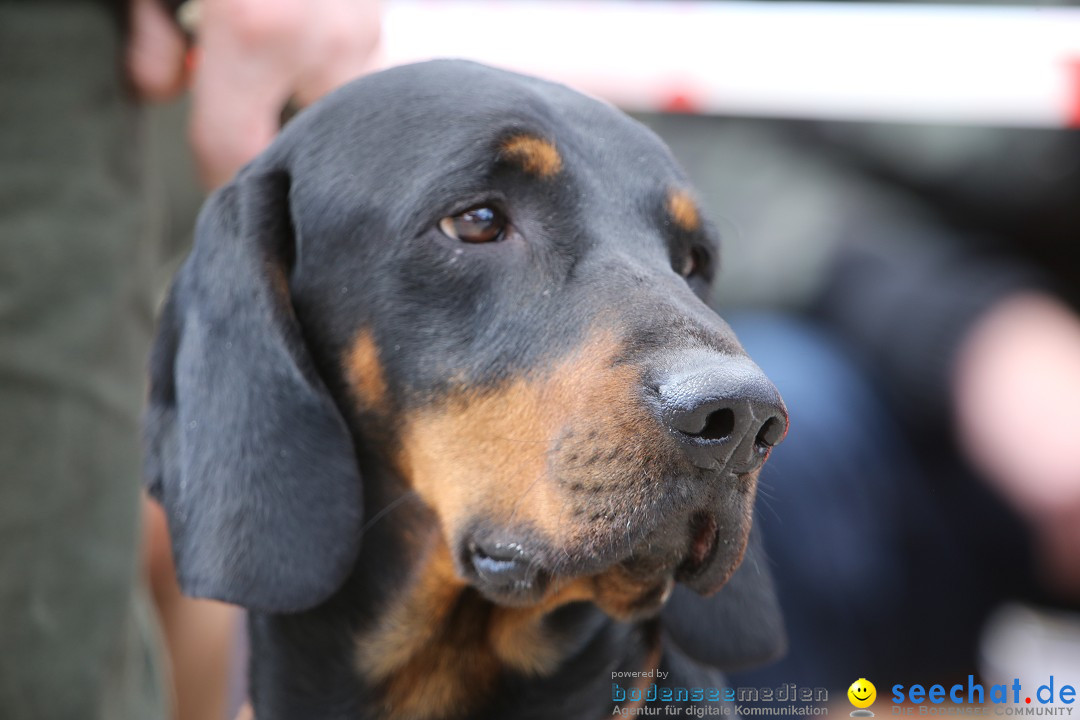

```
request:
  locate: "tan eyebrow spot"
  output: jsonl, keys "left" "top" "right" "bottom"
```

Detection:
{"left": 500, "top": 134, "right": 563, "bottom": 177}
{"left": 666, "top": 189, "right": 701, "bottom": 232}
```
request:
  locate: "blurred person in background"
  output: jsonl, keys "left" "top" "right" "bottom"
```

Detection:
{"left": 0, "top": 0, "right": 378, "bottom": 718}
{"left": 642, "top": 112, "right": 1080, "bottom": 690}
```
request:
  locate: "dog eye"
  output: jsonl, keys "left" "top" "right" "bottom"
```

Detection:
{"left": 439, "top": 206, "right": 507, "bottom": 243}
{"left": 680, "top": 246, "right": 707, "bottom": 278}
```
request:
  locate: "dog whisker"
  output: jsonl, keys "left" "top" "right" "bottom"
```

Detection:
{"left": 360, "top": 491, "right": 420, "bottom": 537}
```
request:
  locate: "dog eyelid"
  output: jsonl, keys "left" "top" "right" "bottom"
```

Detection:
{"left": 438, "top": 205, "right": 508, "bottom": 244}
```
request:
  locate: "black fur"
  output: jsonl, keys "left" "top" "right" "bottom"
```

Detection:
{"left": 145, "top": 59, "right": 786, "bottom": 719}
{"left": 146, "top": 171, "right": 363, "bottom": 614}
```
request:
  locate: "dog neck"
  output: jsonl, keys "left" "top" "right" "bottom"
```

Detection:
{"left": 350, "top": 484, "right": 660, "bottom": 720}
{"left": 245, "top": 475, "right": 661, "bottom": 720}
{"left": 354, "top": 529, "right": 586, "bottom": 718}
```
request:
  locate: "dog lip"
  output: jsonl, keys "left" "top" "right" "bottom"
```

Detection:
{"left": 631, "top": 576, "right": 676, "bottom": 612}
{"left": 473, "top": 552, "right": 521, "bottom": 577}
{"left": 674, "top": 511, "right": 720, "bottom": 583}
{"left": 469, "top": 541, "right": 528, "bottom": 579}
{"left": 466, "top": 540, "right": 549, "bottom": 602}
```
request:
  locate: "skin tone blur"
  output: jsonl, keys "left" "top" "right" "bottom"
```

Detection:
{"left": 128, "top": 0, "right": 382, "bottom": 188}
{"left": 955, "top": 293, "right": 1080, "bottom": 597}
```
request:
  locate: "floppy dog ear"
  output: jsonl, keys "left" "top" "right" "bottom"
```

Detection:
{"left": 662, "top": 520, "right": 786, "bottom": 671}
{"left": 144, "top": 168, "right": 363, "bottom": 614}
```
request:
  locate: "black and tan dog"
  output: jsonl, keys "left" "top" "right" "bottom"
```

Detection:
{"left": 145, "top": 60, "right": 789, "bottom": 720}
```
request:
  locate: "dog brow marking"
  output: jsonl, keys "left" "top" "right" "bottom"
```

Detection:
{"left": 344, "top": 329, "right": 389, "bottom": 410}
{"left": 500, "top": 134, "right": 563, "bottom": 177}
{"left": 666, "top": 189, "right": 701, "bottom": 232}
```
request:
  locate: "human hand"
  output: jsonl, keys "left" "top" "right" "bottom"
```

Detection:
{"left": 954, "top": 292, "right": 1080, "bottom": 596}
{"left": 128, "top": 0, "right": 190, "bottom": 101}
{"left": 128, "top": 0, "right": 382, "bottom": 188}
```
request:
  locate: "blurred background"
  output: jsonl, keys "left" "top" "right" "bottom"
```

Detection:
{"left": 3, "top": 0, "right": 1079, "bottom": 718}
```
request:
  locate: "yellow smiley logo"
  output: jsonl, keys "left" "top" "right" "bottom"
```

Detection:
{"left": 848, "top": 678, "right": 877, "bottom": 709}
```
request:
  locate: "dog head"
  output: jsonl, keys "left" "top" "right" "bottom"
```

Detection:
{"left": 146, "top": 60, "right": 786, "bottom": 664}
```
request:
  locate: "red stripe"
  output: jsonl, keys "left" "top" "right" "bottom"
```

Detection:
{"left": 662, "top": 88, "right": 703, "bottom": 115}
{"left": 1068, "top": 58, "right": 1080, "bottom": 128}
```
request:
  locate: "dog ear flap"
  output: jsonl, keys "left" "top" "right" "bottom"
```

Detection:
{"left": 144, "top": 168, "right": 363, "bottom": 614}
{"left": 662, "top": 520, "right": 786, "bottom": 671}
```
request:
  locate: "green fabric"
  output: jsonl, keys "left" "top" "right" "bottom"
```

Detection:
{"left": 0, "top": 4, "right": 167, "bottom": 719}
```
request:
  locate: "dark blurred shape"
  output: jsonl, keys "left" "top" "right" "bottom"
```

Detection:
{"left": 639, "top": 109, "right": 1080, "bottom": 691}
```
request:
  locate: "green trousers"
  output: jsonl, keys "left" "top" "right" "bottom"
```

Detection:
{"left": 0, "top": 3, "right": 168, "bottom": 718}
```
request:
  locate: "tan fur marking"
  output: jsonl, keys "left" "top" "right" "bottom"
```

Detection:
{"left": 666, "top": 189, "right": 701, "bottom": 232}
{"left": 358, "top": 539, "right": 593, "bottom": 720}
{"left": 265, "top": 261, "right": 291, "bottom": 302}
{"left": 358, "top": 548, "right": 673, "bottom": 720}
{"left": 361, "top": 327, "right": 696, "bottom": 719}
{"left": 344, "top": 330, "right": 389, "bottom": 410}
{"left": 488, "top": 579, "right": 594, "bottom": 674}
{"left": 359, "top": 541, "right": 495, "bottom": 720}
{"left": 396, "top": 329, "right": 662, "bottom": 546}
{"left": 597, "top": 567, "right": 676, "bottom": 621}
{"left": 500, "top": 135, "right": 563, "bottom": 177}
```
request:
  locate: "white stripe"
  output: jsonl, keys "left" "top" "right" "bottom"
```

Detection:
{"left": 380, "top": 1, "right": 1080, "bottom": 127}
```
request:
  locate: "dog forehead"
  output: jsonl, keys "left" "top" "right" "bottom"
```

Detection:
{"left": 282, "top": 59, "right": 677, "bottom": 181}
{"left": 275, "top": 59, "right": 704, "bottom": 283}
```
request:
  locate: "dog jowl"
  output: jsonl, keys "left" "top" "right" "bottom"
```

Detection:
{"left": 144, "top": 60, "right": 788, "bottom": 719}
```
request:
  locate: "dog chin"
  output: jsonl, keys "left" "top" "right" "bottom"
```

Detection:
{"left": 676, "top": 524, "right": 751, "bottom": 597}
{"left": 461, "top": 518, "right": 748, "bottom": 619}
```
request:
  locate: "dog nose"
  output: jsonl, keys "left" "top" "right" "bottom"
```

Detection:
{"left": 656, "top": 353, "right": 788, "bottom": 473}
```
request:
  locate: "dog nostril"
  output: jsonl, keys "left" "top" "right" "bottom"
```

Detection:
{"left": 754, "top": 416, "right": 785, "bottom": 449}
{"left": 688, "top": 407, "right": 735, "bottom": 440}
{"left": 656, "top": 354, "right": 787, "bottom": 471}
